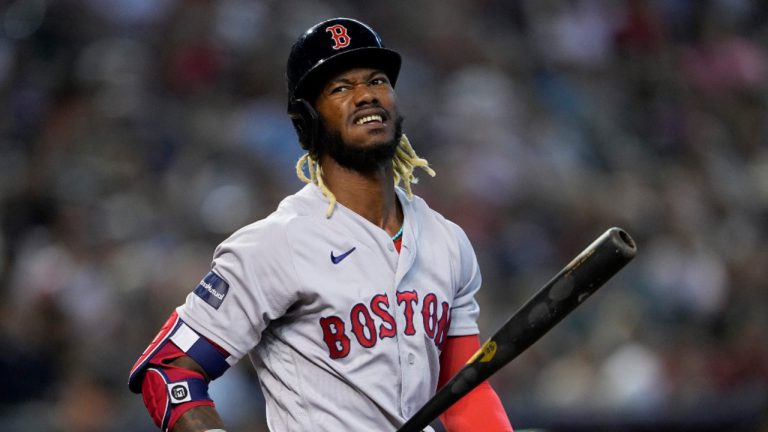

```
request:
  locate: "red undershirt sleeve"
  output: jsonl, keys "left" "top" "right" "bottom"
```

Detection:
{"left": 437, "top": 334, "right": 514, "bottom": 432}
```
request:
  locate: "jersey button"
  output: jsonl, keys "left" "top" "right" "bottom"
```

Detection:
{"left": 407, "top": 353, "right": 415, "bottom": 365}
{"left": 387, "top": 243, "right": 395, "bottom": 252}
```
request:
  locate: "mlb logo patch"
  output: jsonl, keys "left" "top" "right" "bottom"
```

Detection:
{"left": 193, "top": 271, "right": 229, "bottom": 310}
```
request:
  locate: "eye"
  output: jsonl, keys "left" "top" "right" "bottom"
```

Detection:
{"left": 330, "top": 85, "right": 349, "bottom": 94}
{"left": 370, "top": 76, "right": 389, "bottom": 85}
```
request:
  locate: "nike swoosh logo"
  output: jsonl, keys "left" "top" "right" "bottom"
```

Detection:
{"left": 330, "top": 247, "right": 356, "bottom": 264}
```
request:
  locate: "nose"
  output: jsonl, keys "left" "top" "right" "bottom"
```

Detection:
{"left": 352, "top": 84, "right": 378, "bottom": 106}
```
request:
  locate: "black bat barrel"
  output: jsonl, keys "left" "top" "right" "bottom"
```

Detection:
{"left": 397, "top": 227, "right": 637, "bottom": 432}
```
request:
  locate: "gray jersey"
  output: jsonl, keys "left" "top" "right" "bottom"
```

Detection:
{"left": 177, "top": 184, "right": 481, "bottom": 431}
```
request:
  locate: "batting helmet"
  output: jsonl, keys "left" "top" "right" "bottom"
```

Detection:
{"left": 286, "top": 17, "right": 402, "bottom": 152}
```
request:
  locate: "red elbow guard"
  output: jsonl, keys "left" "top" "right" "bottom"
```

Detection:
{"left": 129, "top": 311, "right": 232, "bottom": 431}
{"left": 129, "top": 311, "right": 232, "bottom": 393}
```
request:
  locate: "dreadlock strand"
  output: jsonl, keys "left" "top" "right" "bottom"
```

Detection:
{"left": 296, "top": 152, "right": 339, "bottom": 217}
{"left": 392, "top": 156, "right": 407, "bottom": 184}
{"left": 296, "top": 154, "right": 312, "bottom": 184}
{"left": 315, "top": 164, "right": 337, "bottom": 217}
{"left": 392, "top": 134, "right": 436, "bottom": 199}
{"left": 308, "top": 155, "right": 318, "bottom": 183}
{"left": 399, "top": 135, "right": 436, "bottom": 177}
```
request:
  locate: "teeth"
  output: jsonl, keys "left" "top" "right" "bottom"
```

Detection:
{"left": 355, "top": 115, "right": 383, "bottom": 125}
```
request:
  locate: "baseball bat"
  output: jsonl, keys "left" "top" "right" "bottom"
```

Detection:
{"left": 396, "top": 227, "right": 637, "bottom": 432}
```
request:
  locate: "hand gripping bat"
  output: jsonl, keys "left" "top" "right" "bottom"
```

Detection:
{"left": 397, "top": 227, "right": 637, "bottom": 432}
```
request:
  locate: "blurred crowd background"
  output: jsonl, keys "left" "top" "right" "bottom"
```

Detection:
{"left": 1, "top": 0, "right": 767, "bottom": 431}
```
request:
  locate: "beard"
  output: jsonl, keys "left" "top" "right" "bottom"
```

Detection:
{"left": 317, "top": 116, "right": 404, "bottom": 174}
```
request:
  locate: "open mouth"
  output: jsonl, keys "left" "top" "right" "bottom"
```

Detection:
{"left": 354, "top": 114, "right": 383, "bottom": 125}
{"left": 353, "top": 112, "right": 386, "bottom": 125}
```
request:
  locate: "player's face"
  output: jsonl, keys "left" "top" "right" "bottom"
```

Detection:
{"left": 314, "top": 67, "right": 400, "bottom": 153}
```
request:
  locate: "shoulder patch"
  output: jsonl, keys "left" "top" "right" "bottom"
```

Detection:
{"left": 193, "top": 272, "right": 229, "bottom": 310}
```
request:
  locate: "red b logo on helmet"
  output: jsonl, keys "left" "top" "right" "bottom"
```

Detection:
{"left": 326, "top": 24, "right": 351, "bottom": 49}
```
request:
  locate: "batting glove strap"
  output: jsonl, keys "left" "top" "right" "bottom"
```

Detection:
{"left": 142, "top": 367, "right": 214, "bottom": 432}
{"left": 165, "top": 376, "right": 210, "bottom": 406}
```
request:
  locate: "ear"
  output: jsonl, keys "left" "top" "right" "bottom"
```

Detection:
{"left": 288, "top": 98, "right": 319, "bottom": 152}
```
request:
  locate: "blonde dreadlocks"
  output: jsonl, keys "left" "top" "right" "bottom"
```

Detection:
{"left": 295, "top": 134, "right": 436, "bottom": 217}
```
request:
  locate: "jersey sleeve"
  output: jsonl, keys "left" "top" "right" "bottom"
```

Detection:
{"left": 176, "top": 219, "right": 300, "bottom": 362}
{"left": 447, "top": 222, "right": 481, "bottom": 337}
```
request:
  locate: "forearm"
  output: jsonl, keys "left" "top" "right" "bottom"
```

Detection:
{"left": 172, "top": 405, "right": 226, "bottom": 432}
{"left": 439, "top": 381, "right": 512, "bottom": 432}
{"left": 438, "top": 335, "right": 513, "bottom": 432}
{"left": 168, "top": 357, "right": 226, "bottom": 432}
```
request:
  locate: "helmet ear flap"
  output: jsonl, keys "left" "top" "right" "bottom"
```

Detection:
{"left": 288, "top": 98, "right": 319, "bottom": 153}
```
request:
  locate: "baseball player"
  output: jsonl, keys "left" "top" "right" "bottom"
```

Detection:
{"left": 129, "top": 17, "right": 514, "bottom": 432}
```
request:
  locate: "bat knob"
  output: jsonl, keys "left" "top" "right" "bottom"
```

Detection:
{"left": 608, "top": 227, "right": 637, "bottom": 258}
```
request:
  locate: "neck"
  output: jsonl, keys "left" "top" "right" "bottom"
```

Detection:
{"left": 320, "top": 154, "right": 402, "bottom": 236}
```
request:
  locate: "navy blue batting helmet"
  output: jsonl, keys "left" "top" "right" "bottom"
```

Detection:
{"left": 287, "top": 17, "right": 401, "bottom": 104}
{"left": 286, "top": 18, "right": 401, "bottom": 151}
